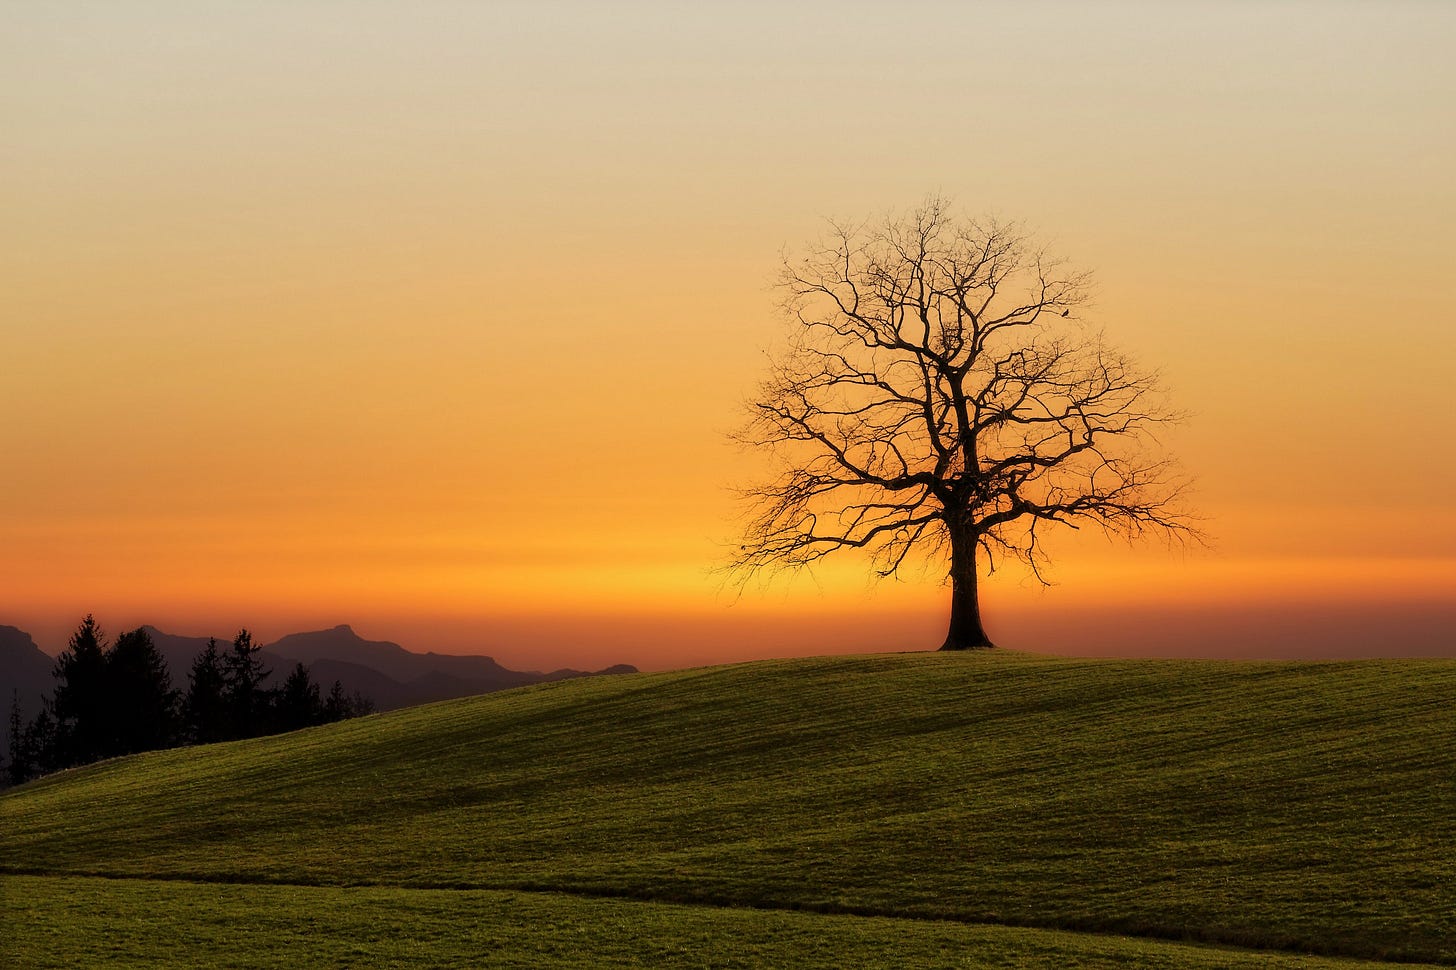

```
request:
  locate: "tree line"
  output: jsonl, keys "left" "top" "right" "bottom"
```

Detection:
{"left": 5, "top": 616, "right": 372, "bottom": 786}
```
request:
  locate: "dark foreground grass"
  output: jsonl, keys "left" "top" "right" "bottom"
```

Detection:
{"left": 4, "top": 874, "right": 1446, "bottom": 970}
{"left": 3, "top": 653, "right": 1454, "bottom": 964}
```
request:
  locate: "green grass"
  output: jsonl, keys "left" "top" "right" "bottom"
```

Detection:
{"left": 3, "top": 652, "right": 1454, "bottom": 966}
{"left": 5, "top": 874, "right": 1444, "bottom": 969}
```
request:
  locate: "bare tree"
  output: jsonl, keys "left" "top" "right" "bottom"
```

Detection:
{"left": 731, "top": 199, "right": 1198, "bottom": 649}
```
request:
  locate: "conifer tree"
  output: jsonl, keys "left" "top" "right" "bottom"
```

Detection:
{"left": 223, "top": 629, "right": 271, "bottom": 739}
{"left": 185, "top": 638, "right": 230, "bottom": 743}
{"left": 323, "top": 680, "right": 349, "bottom": 723}
{"left": 276, "top": 662, "right": 322, "bottom": 731}
{"left": 22, "top": 705, "right": 58, "bottom": 779}
{"left": 50, "top": 615, "right": 110, "bottom": 764}
{"left": 5, "top": 692, "right": 27, "bottom": 786}
{"left": 106, "top": 628, "right": 180, "bottom": 755}
{"left": 321, "top": 680, "right": 373, "bottom": 722}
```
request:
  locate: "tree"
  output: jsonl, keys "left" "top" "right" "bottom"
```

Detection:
{"left": 323, "top": 680, "right": 349, "bottom": 722}
{"left": 322, "top": 680, "right": 373, "bottom": 722}
{"left": 731, "top": 199, "right": 1197, "bottom": 649}
{"left": 105, "top": 628, "right": 180, "bottom": 755}
{"left": 6, "top": 692, "right": 26, "bottom": 786}
{"left": 20, "top": 704, "right": 58, "bottom": 780}
{"left": 222, "top": 629, "right": 271, "bottom": 739}
{"left": 185, "top": 638, "right": 230, "bottom": 744}
{"left": 50, "top": 615, "right": 110, "bottom": 763}
{"left": 275, "top": 662, "right": 322, "bottom": 732}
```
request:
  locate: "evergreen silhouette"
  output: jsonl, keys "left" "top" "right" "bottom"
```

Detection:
{"left": 323, "top": 680, "right": 349, "bottom": 722}
{"left": 21, "top": 704, "right": 58, "bottom": 780}
{"left": 321, "top": 680, "right": 374, "bottom": 722}
{"left": 184, "top": 638, "right": 230, "bottom": 744}
{"left": 276, "top": 662, "right": 323, "bottom": 731}
{"left": 222, "top": 629, "right": 271, "bottom": 739}
{"left": 5, "top": 617, "right": 374, "bottom": 786}
{"left": 50, "top": 615, "right": 110, "bottom": 764}
{"left": 105, "top": 628, "right": 181, "bottom": 755}
{"left": 6, "top": 692, "right": 26, "bottom": 786}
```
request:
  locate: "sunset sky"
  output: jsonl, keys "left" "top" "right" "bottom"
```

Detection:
{"left": 4, "top": 2, "right": 1454, "bottom": 670}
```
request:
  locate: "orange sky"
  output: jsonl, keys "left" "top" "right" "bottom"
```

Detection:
{"left": 4, "top": 3, "right": 1454, "bottom": 668}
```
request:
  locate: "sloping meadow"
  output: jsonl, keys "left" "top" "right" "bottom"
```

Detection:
{"left": 3, "top": 652, "right": 1452, "bottom": 963}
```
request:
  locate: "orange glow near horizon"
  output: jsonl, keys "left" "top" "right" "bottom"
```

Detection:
{"left": 4, "top": 4, "right": 1454, "bottom": 669}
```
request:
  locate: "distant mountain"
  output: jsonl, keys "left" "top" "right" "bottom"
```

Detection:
{"left": 260, "top": 625, "right": 633, "bottom": 708}
{"left": 0, "top": 626, "right": 56, "bottom": 753}
{"left": 139, "top": 627, "right": 293, "bottom": 689}
{"left": 264, "top": 625, "right": 521, "bottom": 685}
{"left": 0, "top": 623, "right": 636, "bottom": 730}
{"left": 304, "top": 657, "right": 412, "bottom": 708}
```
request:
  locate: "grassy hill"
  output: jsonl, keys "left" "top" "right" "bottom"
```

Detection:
{"left": 3, "top": 652, "right": 1453, "bottom": 967}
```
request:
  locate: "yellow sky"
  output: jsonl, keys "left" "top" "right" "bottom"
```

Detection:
{"left": 3, "top": 2, "right": 1454, "bottom": 667}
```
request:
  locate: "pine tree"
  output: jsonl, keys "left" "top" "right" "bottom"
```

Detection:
{"left": 51, "top": 615, "right": 110, "bottom": 765}
{"left": 22, "top": 705, "right": 58, "bottom": 779}
{"left": 276, "top": 662, "right": 322, "bottom": 732}
{"left": 185, "top": 638, "right": 230, "bottom": 744}
{"left": 321, "top": 680, "right": 372, "bottom": 722}
{"left": 223, "top": 629, "right": 271, "bottom": 739}
{"left": 5, "top": 692, "right": 27, "bottom": 786}
{"left": 106, "top": 628, "right": 181, "bottom": 755}
{"left": 323, "top": 680, "right": 349, "bottom": 723}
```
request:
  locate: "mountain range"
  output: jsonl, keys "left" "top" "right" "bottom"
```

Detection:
{"left": 0, "top": 623, "right": 635, "bottom": 752}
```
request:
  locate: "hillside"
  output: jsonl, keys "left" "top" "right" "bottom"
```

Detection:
{"left": 3, "top": 652, "right": 1453, "bottom": 966}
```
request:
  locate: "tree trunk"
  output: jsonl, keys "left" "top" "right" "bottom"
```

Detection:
{"left": 941, "top": 517, "right": 994, "bottom": 650}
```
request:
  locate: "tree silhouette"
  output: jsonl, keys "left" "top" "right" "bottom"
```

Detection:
{"left": 323, "top": 680, "right": 347, "bottom": 721}
{"left": 106, "top": 628, "right": 180, "bottom": 755}
{"left": 276, "top": 662, "right": 323, "bottom": 732}
{"left": 185, "top": 638, "right": 230, "bottom": 744}
{"left": 50, "top": 615, "right": 110, "bottom": 763}
{"left": 322, "top": 680, "right": 374, "bottom": 721}
{"left": 20, "top": 704, "right": 58, "bottom": 780}
{"left": 222, "top": 629, "right": 271, "bottom": 738}
{"left": 732, "top": 200, "right": 1197, "bottom": 649}
{"left": 6, "top": 619, "right": 377, "bottom": 786}
{"left": 5, "top": 692, "right": 26, "bottom": 786}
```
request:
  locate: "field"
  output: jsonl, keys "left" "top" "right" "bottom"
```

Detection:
{"left": 3, "top": 652, "right": 1453, "bottom": 967}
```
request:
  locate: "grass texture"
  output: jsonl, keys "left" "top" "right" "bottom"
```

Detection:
{"left": 3, "top": 652, "right": 1453, "bottom": 965}
{"left": 5, "top": 874, "right": 1446, "bottom": 969}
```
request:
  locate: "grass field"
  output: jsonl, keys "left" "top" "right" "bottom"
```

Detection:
{"left": 3, "top": 652, "right": 1453, "bottom": 967}
{"left": 6, "top": 874, "right": 1447, "bottom": 969}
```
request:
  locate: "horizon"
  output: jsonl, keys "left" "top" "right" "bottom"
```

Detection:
{"left": 4, "top": 3, "right": 1454, "bottom": 669}
{"left": 10, "top": 591, "right": 1455, "bottom": 672}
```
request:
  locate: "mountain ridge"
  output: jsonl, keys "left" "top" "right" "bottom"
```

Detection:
{"left": 0, "top": 621, "right": 637, "bottom": 741}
